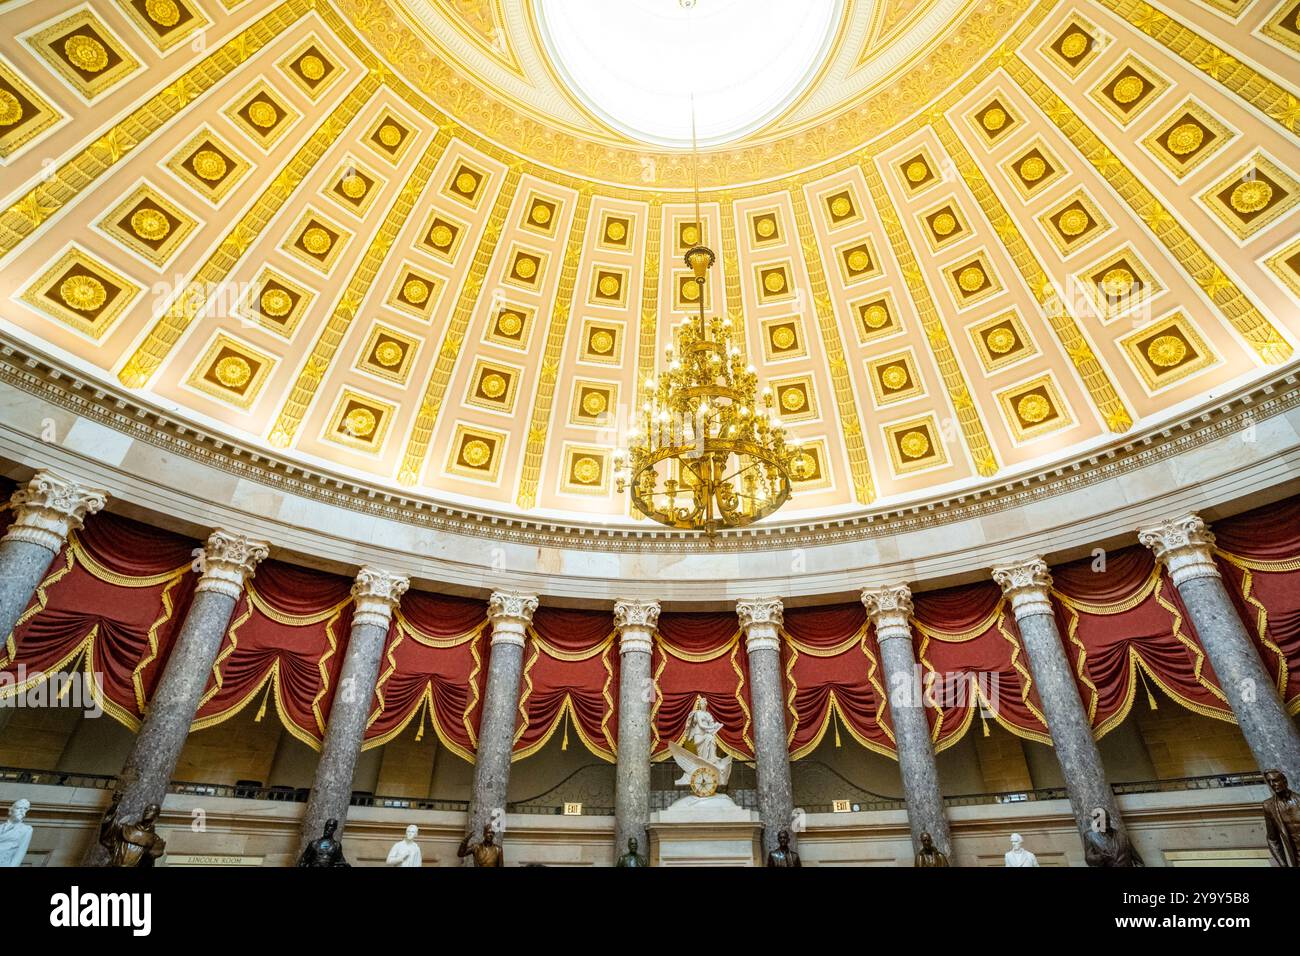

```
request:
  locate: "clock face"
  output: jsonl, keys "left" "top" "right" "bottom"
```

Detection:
{"left": 689, "top": 766, "right": 719, "bottom": 798}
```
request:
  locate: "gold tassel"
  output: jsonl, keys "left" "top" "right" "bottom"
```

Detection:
{"left": 981, "top": 710, "right": 991, "bottom": 737}
{"left": 254, "top": 679, "right": 272, "bottom": 722}
{"left": 833, "top": 710, "right": 842, "bottom": 748}
{"left": 1139, "top": 669, "right": 1159, "bottom": 710}
{"left": 415, "top": 699, "right": 426, "bottom": 742}
{"left": 561, "top": 709, "right": 570, "bottom": 751}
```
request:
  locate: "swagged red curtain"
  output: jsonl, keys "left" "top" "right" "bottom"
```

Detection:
{"left": 4, "top": 488, "right": 1300, "bottom": 761}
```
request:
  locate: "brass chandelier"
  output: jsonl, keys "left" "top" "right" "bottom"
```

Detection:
{"left": 613, "top": 100, "right": 807, "bottom": 535}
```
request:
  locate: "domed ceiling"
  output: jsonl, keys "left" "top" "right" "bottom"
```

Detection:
{"left": 0, "top": 0, "right": 1298, "bottom": 530}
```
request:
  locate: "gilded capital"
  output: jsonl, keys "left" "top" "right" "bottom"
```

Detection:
{"left": 5, "top": 472, "right": 107, "bottom": 554}
{"left": 614, "top": 599, "right": 660, "bottom": 655}
{"left": 488, "top": 590, "right": 538, "bottom": 647}
{"left": 196, "top": 530, "right": 270, "bottom": 599}
{"left": 737, "top": 597, "right": 783, "bottom": 653}
{"left": 992, "top": 558, "right": 1054, "bottom": 620}
{"left": 351, "top": 567, "right": 410, "bottom": 630}
{"left": 1138, "top": 514, "right": 1219, "bottom": 587}
{"left": 861, "top": 584, "right": 914, "bottom": 643}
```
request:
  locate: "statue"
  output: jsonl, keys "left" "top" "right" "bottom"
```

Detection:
{"left": 100, "top": 803, "right": 166, "bottom": 867}
{"left": 1262, "top": 769, "right": 1300, "bottom": 867}
{"left": 668, "top": 696, "right": 733, "bottom": 797}
{"left": 615, "top": 837, "right": 647, "bottom": 867}
{"left": 0, "top": 799, "right": 33, "bottom": 867}
{"left": 458, "top": 823, "right": 504, "bottom": 867}
{"left": 766, "top": 829, "right": 801, "bottom": 868}
{"left": 914, "top": 831, "right": 949, "bottom": 867}
{"left": 1004, "top": 832, "right": 1039, "bottom": 867}
{"left": 1083, "top": 808, "right": 1143, "bottom": 867}
{"left": 297, "top": 818, "right": 350, "bottom": 868}
{"left": 386, "top": 824, "right": 423, "bottom": 867}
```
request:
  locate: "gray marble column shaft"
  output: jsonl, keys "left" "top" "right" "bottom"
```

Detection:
{"left": 1142, "top": 515, "right": 1300, "bottom": 783}
{"left": 465, "top": 591, "right": 538, "bottom": 842}
{"left": 298, "top": 567, "right": 409, "bottom": 854}
{"left": 862, "top": 585, "right": 951, "bottom": 857}
{"left": 737, "top": 598, "right": 795, "bottom": 858}
{"left": 0, "top": 472, "right": 106, "bottom": 641}
{"left": 85, "top": 531, "right": 269, "bottom": 866}
{"left": 993, "top": 559, "right": 1126, "bottom": 843}
{"left": 613, "top": 599, "right": 659, "bottom": 857}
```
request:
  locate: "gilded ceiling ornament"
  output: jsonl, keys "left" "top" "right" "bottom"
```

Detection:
{"left": 681, "top": 280, "right": 700, "bottom": 301}
{"left": 986, "top": 327, "right": 1016, "bottom": 354}
{"left": 756, "top": 217, "right": 776, "bottom": 237}
{"left": 248, "top": 100, "right": 278, "bottom": 128}
{"left": 590, "top": 330, "right": 614, "bottom": 353}
{"left": 682, "top": 224, "right": 700, "bottom": 245}
{"left": 130, "top": 207, "right": 171, "bottom": 241}
{"left": 881, "top": 365, "right": 908, "bottom": 390}
{"left": 1016, "top": 393, "right": 1051, "bottom": 423}
{"left": 340, "top": 172, "right": 368, "bottom": 198}
{"left": 582, "top": 391, "right": 607, "bottom": 415}
{"left": 63, "top": 34, "right": 109, "bottom": 73}
{"left": 58, "top": 274, "right": 107, "bottom": 312}
{"left": 605, "top": 220, "right": 626, "bottom": 241}
{"left": 862, "top": 305, "right": 888, "bottom": 329}
{"left": 771, "top": 325, "right": 796, "bottom": 348}
{"left": 763, "top": 271, "right": 786, "bottom": 293}
{"left": 345, "top": 406, "right": 377, "bottom": 437}
{"left": 780, "top": 387, "right": 806, "bottom": 411}
{"left": 1230, "top": 178, "right": 1273, "bottom": 213}
{"left": 480, "top": 372, "right": 507, "bottom": 397}
{"left": 214, "top": 355, "right": 251, "bottom": 389}
{"left": 598, "top": 274, "right": 620, "bottom": 296}
{"left": 191, "top": 148, "right": 227, "bottom": 181}
{"left": 377, "top": 122, "right": 402, "bottom": 146}
{"left": 1167, "top": 122, "right": 1204, "bottom": 155}
{"left": 847, "top": 249, "right": 871, "bottom": 271}
{"left": 905, "top": 160, "right": 929, "bottom": 183}
{"left": 1112, "top": 74, "right": 1145, "bottom": 104}
{"left": 454, "top": 171, "right": 478, "bottom": 193}
{"left": 299, "top": 54, "right": 326, "bottom": 80}
{"left": 514, "top": 256, "right": 536, "bottom": 278}
{"left": 1058, "top": 208, "right": 1090, "bottom": 236}
{"left": 932, "top": 212, "right": 956, "bottom": 236}
{"left": 375, "top": 341, "right": 404, "bottom": 367}
{"left": 899, "top": 430, "right": 930, "bottom": 459}
{"left": 498, "top": 311, "right": 522, "bottom": 335}
{"left": 830, "top": 196, "right": 852, "bottom": 217}
{"left": 403, "top": 278, "right": 430, "bottom": 304}
{"left": 1059, "top": 30, "right": 1089, "bottom": 59}
{"left": 462, "top": 438, "right": 491, "bottom": 466}
{"left": 981, "top": 106, "right": 1006, "bottom": 130}
{"left": 958, "top": 265, "right": 986, "bottom": 291}
{"left": 301, "top": 226, "right": 333, "bottom": 254}
{"left": 1100, "top": 267, "right": 1135, "bottom": 297}
{"left": 430, "top": 223, "right": 454, "bottom": 247}
{"left": 573, "top": 456, "right": 601, "bottom": 484}
{"left": 0, "top": 89, "right": 23, "bottom": 127}
{"left": 145, "top": 0, "right": 181, "bottom": 27}
{"left": 530, "top": 203, "right": 551, "bottom": 224}
{"left": 1146, "top": 334, "right": 1187, "bottom": 367}
{"left": 260, "top": 287, "right": 293, "bottom": 317}
{"left": 1019, "top": 155, "right": 1046, "bottom": 181}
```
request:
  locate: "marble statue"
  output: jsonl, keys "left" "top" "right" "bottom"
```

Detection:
{"left": 0, "top": 799, "right": 33, "bottom": 867}
{"left": 1004, "top": 833, "right": 1039, "bottom": 867}
{"left": 765, "top": 829, "right": 801, "bottom": 868}
{"left": 458, "top": 823, "right": 504, "bottom": 867}
{"left": 298, "top": 818, "right": 350, "bottom": 867}
{"left": 914, "top": 831, "right": 949, "bottom": 867}
{"left": 615, "top": 837, "right": 646, "bottom": 867}
{"left": 1083, "top": 808, "right": 1143, "bottom": 867}
{"left": 100, "top": 803, "right": 166, "bottom": 867}
{"left": 668, "top": 696, "right": 733, "bottom": 796}
{"left": 1262, "top": 769, "right": 1300, "bottom": 867}
{"left": 386, "top": 824, "right": 423, "bottom": 867}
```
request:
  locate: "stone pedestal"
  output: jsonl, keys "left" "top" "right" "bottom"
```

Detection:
{"left": 0, "top": 472, "right": 106, "bottom": 641}
{"left": 736, "top": 597, "right": 795, "bottom": 858}
{"left": 647, "top": 795, "right": 763, "bottom": 866}
{"left": 1141, "top": 515, "right": 1300, "bottom": 784}
{"left": 613, "top": 598, "right": 659, "bottom": 856}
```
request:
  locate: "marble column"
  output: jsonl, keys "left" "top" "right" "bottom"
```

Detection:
{"left": 861, "top": 584, "right": 951, "bottom": 857}
{"left": 613, "top": 598, "right": 660, "bottom": 857}
{"left": 737, "top": 597, "right": 795, "bottom": 858}
{"left": 465, "top": 590, "right": 538, "bottom": 843}
{"left": 85, "top": 530, "right": 268, "bottom": 865}
{"left": 992, "top": 558, "right": 1126, "bottom": 844}
{"left": 1140, "top": 515, "right": 1300, "bottom": 783}
{"left": 0, "top": 472, "right": 106, "bottom": 641}
{"left": 298, "top": 567, "right": 409, "bottom": 855}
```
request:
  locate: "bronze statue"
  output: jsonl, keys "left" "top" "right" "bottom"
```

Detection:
{"left": 766, "top": 829, "right": 801, "bottom": 867}
{"left": 1083, "top": 808, "right": 1143, "bottom": 867}
{"left": 1262, "top": 769, "right": 1300, "bottom": 867}
{"left": 297, "top": 818, "right": 350, "bottom": 867}
{"left": 100, "top": 802, "right": 165, "bottom": 867}
{"left": 914, "top": 831, "right": 949, "bottom": 867}
{"left": 615, "top": 837, "right": 647, "bottom": 867}
{"left": 458, "top": 823, "right": 504, "bottom": 867}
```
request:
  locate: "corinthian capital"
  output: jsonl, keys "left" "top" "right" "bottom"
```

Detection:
{"left": 5, "top": 471, "right": 107, "bottom": 554}
{"left": 737, "top": 597, "right": 783, "bottom": 653}
{"left": 861, "top": 585, "right": 914, "bottom": 643}
{"left": 488, "top": 590, "right": 538, "bottom": 647}
{"left": 614, "top": 599, "right": 660, "bottom": 655}
{"left": 196, "top": 531, "right": 270, "bottom": 598}
{"left": 992, "top": 558, "right": 1054, "bottom": 620}
{"left": 351, "top": 567, "right": 410, "bottom": 630}
{"left": 1138, "top": 514, "right": 1219, "bottom": 587}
